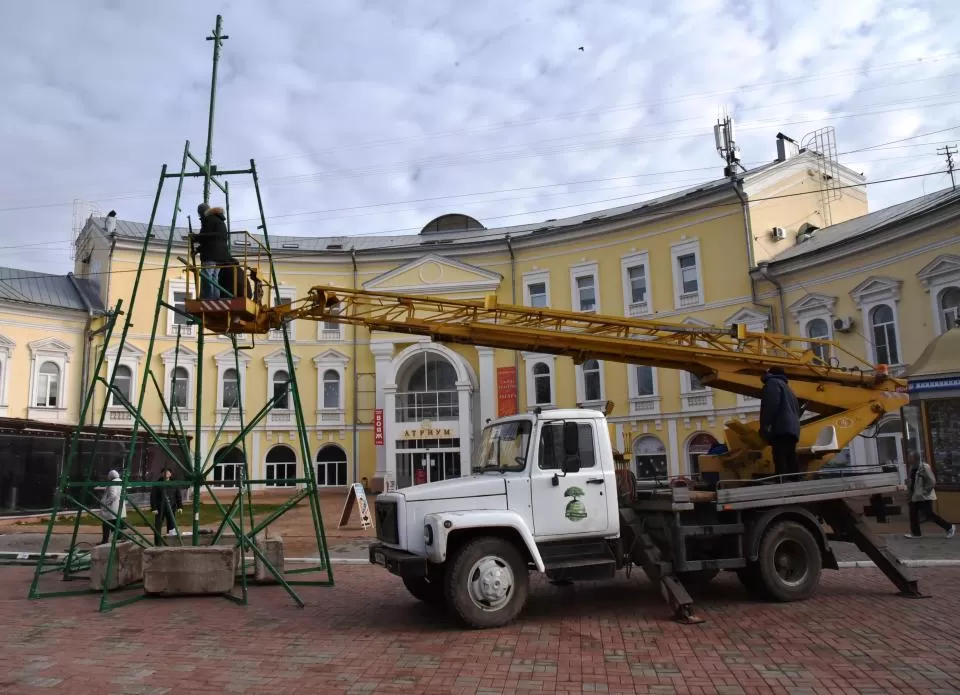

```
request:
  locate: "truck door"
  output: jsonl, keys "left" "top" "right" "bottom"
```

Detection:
{"left": 530, "top": 420, "right": 610, "bottom": 538}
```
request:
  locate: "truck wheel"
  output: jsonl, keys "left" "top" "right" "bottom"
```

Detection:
{"left": 445, "top": 537, "right": 529, "bottom": 629}
{"left": 736, "top": 564, "right": 766, "bottom": 598}
{"left": 402, "top": 576, "right": 445, "bottom": 606}
{"left": 756, "top": 521, "right": 822, "bottom": 602}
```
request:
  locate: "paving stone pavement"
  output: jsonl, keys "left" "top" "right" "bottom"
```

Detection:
{"left": 4, "top": 565, "right": 960, "bottom": 694}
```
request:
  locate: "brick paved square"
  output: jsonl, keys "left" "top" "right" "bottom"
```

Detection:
{"left": 2, "top": 567, "right": 960, "bottom": 694}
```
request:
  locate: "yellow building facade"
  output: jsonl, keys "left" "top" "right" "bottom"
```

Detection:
{"left": 19, "top": 132, "right": 958, "bottom": 497}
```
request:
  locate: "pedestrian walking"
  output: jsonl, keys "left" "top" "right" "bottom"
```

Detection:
{"left": 758, "top": 366, "right": 802, "bottom": 477}
{"left": 99, "top": 469, "right": 126, "bottom": 545}
{"left": 904, "top": 453, "right": 955, "bottom": 539}
{"left": 150, "top": 467, "right": 183, "bottom": 544}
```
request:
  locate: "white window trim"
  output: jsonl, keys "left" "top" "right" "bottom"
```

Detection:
{"left": 264, "top": 445, "right": 299, "bottom": 488}
{"left": 522, "top": 352, "right": 556, "bottom": 410}
{"left": 850, "top": 277, "right": 904, "bottom": 369}
{"left": 620, "top": 251, "right": 652, "bottom": 317}
{"left": 916, "top": 254, "right": 960, "bottom": 335}
{"left": 788, "top": 293, "right": 837, "bottom": 363}
{"left": 679, "top": 366, "right": 713, "bottom": 413}
{"left": 264, "top": 350, "right": 301, "bottom": 430}
{"left": 317, "top": 304, "right": 344, "bottom": 342}
{"left": 268, "top": 284, "right": 298, "bottom": 342}
{"left": 166, "top": 278, "right": 196, "bottom": 338}
{"left": 161, "top": 346, "right": 197, "bottom": 426}
{"left": 627, "top": 363, "right": 661, "bottom": 416}
{"left": 315, "top": 443, "right": 349, "bottom": 487}
{"left": 670, "top": 239, "right": 704, "bottom": 310}
{"left": 522, "top": 269, "right": 551, "bottom": 308}
{"left": 27, "top": 338, "right": 72, "bottom": 421}
{"left": 575, "top": 358, "right": 606, "bottom": 407}
{"left": 0, "top": 335, "right": 13, "bottom": 414}
{"left": 215, "top": 349, "right": 251, "bottom": 425}
{"left": 314, "top": 349, "right": 350, "bottom": 427}
{"left": 569, "top": 262, "right": 600, "bottom": 314}
{"left": 104, "top": 344, "right": 145, "bottom": 425}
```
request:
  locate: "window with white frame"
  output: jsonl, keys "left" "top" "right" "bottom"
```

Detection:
{"left": 628, "top": 364, "right": 660, "bottom": 416}
{"left": 212, "top": 446, "right": 245, "bottom": 487}
{"left": 579, "top": 359, "right": 603, "bottom": 403}
{"left": 316, "top": 445, "right": 348, "bottom": 486}
{"left": 570, "top": 263, "right": 599, "bottom": 313}
{"left": 870, "top": 304, "right": 900, "bottom": 366}
{"left": 806, "top": 318, "right": 831, "bottom": 364}
{"left": 265, "top": 445, "right": 297, "bottom": 487}
{"left": 938, "top": 286, "right": 960, "bottom": 332}
{"left": 110, "top": 364, "right": 132, "bottom": 406}
{"left": 273, "top": 369, "right": 290, "bottom": 409}
{"left": 319, "top": 301, "right": 343, "bottom": 341}
{"left": 314, "top": 349, "right": 349, "bottom": 426}
{"left": 634, "top": 366, "right": 655, "bottom": 396}
{"left": 686, "top": 371, "right": 706, "bottom": 391}
{"left": 532, "top": 363, "right": 552, "bottom": 405}
{"left": 268, "top": 287, "right": 297, "bottom": 341}
{"left": 322, "top": 369, "right": 340, "bottom": 409}
{"left": 222, "top": 368, "right": 240, "bottom": 408}
{"left": 172, "top": 366, "right": 189, "bottom": 409}
{"left": 620, "top": 252, "right": 651, "bottom": 316}
{"left": 522, "top": 353, "right": 556, "bottom": 410}
{"left": 35, "top": 362, "right": 60, "bottom": 408}
{"left": 215, "top": 349, "right": 250, "bottom": 418}
{"left": 166, "top": 279, "right": 194, "bottom": 337}
{"left": 0, "top": 335, "right": 14, "bottom": 410}
{"left": 161, "top": 346, "right": 196, "bottom": 418}
{"left": 670, "top": 240, "right": 704, "bottom": 309}
{"left": 523, "top": 270, "right": 551, "bottom": 308}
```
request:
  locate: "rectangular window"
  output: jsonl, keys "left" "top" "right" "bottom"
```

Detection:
{"left": 677, "top": 254, "right": 699, "bottom": 295}
{"left": 635, "top": 366, "right": 654, "bottom": 396}
{"left": 528, "top": 282, "right": 547, "bottom": 308}
{"left": 266, "top": 462, "right": 297, "bottom": 487}
{"left": 212, "top": 462, "right": 243, "bottom": 487}
{"left": 317, "top": 459, "right": 348, "bottom": 486}
{"left": 576, "top": 275, "right": 596, "bottom": 312}
{"left": 627, "top": 266, "right": 646, "bottom": 304}
{"left": 537, "top": 422, "right": 597, "bottom": 470}
{"left": 172, "top": 291, "right": 188, "bottom": 326}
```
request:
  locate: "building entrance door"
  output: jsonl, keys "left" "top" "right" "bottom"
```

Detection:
{"left": 395, "top": 438, "right": 462, "bottom": 488}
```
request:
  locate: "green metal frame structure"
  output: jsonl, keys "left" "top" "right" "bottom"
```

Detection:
{"left": 28, "top": 15, "right": 334, "bottom": 611}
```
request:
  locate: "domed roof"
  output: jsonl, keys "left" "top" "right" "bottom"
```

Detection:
{"left": 419, "top": 213, "right": 486, "bottom": 235}
{"left": 906, "top": 326, "right": 960, "bottom": 379}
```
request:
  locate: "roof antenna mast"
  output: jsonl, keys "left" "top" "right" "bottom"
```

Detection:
{"left": 203, "top": 15, "right": 228, "bottom": 205}
{"left": 713, "top": 108, "right": 741, "bottom": 178}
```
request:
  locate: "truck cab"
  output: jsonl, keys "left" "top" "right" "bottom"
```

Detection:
{"left": 370, "top": 409, "right": 620, "bottom": 627}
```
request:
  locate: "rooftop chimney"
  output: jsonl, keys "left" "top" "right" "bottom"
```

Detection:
{"left": 776, "top": 133, "right": 799, "bottom": 162}
{"left": 105, "top": 210, "right": 117, "bottom": 235}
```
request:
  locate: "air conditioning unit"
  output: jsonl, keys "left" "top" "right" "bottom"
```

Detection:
{"left": 833, "top": 316, "right": 855, "bottom": 332}
{"left": 771, "top": 226, "right": 785, "bottom": 241}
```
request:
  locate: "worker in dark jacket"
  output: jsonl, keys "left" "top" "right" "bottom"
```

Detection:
{"left": 193, "top": 203, "right": 231, "bottom": 299}
{"left": 758, "top": 366, "right": 802, "bottom": 477}
{"left": 150, "top": 467, "right": 182, "bottom": 543}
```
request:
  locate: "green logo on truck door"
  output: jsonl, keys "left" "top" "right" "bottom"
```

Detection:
{"left": 563, "top": 486, "right": 587, "bottom": 521}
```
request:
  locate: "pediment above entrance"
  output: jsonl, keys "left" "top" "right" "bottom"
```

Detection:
{"left": 363, "top": 253, "right": 502, "bottom": 295}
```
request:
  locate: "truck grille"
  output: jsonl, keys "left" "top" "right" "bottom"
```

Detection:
{"left": 375, "top": 497, "right": 399, "bottom": 544}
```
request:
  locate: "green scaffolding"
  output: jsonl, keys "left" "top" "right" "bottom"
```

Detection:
{"left": 27, "top": 15, "right": 334, "bottom": 611}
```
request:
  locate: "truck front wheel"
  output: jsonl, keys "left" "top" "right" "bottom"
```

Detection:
{"left": 445, "top": 537, "right": 529, "bottom": 629}
{"left": 756, "top": 520, "right": 822, "bottom": 602}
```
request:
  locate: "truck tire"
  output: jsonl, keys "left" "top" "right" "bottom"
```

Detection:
{"left": 402, "top": 576, "right": 445, "bottom": 606}
{"left": 756, "top": 520, "right": 822, "bottom": 602}
{"left": 444, "top": 537, "right": 529, "bottom": 629}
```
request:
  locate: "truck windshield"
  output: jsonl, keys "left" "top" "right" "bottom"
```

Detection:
{"left": 472, "top": 420, "right": 532, "bottom": 474}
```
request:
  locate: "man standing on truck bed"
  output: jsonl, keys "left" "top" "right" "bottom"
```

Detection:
{"left": 759, "top": 366, "right": 801, "bottom": 477}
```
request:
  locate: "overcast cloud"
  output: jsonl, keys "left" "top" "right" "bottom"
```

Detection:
{"left": 1, "top": 0, "right": 958, "bottom": 274}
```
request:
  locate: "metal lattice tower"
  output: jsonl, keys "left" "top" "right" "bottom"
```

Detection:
{"left": 29, "top": 15, "right": 334, "bottom": 611}
{"left": 801, "top": 126, "right": 842, "bottom": 227}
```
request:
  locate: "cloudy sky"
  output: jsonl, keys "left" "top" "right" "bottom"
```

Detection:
{"left": 1, "top": 0, "right": 958, "bottom": 274}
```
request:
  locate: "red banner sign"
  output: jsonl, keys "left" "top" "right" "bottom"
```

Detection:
{"left": 497, "top": 367, "right": 518, "bottom": 418}
{"left": 374, "top": 408, "right": 384, "bottom": 446}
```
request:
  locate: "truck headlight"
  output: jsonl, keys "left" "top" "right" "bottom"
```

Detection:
{"left": 424, "top": 524, "right": 434, "bottom": 546}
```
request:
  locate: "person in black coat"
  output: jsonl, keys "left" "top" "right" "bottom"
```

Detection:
{"left": 193, "top": 203, "right": 231, "bottom": 299}
{"left": 150, "top": 467, "right": 182, "bottom": 543}
{"left": 758, "top": 366, "right": 802, "bottom": 477}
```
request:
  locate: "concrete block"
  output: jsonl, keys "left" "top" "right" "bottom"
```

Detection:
{"left": 143, "top": 546, "right": 235, "bottom": 595}
{"left": 254, "top": 534, "right": 284, "bottom": 584}
{"left": 90, "top": 541, "right": 144, "bottom": 591}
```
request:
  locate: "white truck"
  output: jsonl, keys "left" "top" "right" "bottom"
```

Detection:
{"left": 369, "top": 408, "right": 920, "bottom": 628}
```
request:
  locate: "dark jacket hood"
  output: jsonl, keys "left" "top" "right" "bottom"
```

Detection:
{"left": 761, "top": 372, "right": 788, "bottom": 385}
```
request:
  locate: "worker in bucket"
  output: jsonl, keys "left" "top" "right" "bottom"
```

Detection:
{"left": 758, "top": 366, "right": 801, "bottom": 478}
{"left": 98, "top": 469, "right": 126, "bottom": 545}
{"left": 193, "top": 202, "right": 231, "bottom": 299}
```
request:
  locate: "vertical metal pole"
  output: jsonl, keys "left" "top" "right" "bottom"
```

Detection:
{"left": 192, "top": 328, "right": 204, "bottom": 544}
{"left": 203, "top": 15, "right": 228, "bottom": 205}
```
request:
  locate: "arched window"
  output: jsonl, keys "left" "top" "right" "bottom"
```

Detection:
{"left": 273, "top": 369, "right": 289, "bottom": 410}
{"left": 806, "top": 318, "right": 830, "bottom": 363}
{"left": 172, "top": 366, "right": 189, "bottom": 409}
{"left": 396, "top": 352, "right": 459, "bottom": 422}
{"left": 35, "top": 361, "right": 60, "bottom": 408}
{"left": 265, "top": 445, "right": 297, "bottom": 487}
{"left": 316, "top": 445, "right": 347, "bottom": 486}
{"left": 582, "top": 359, "right": 601, "bottom": 402}
{"left": 633, "top": 435, "right": 667, "bottom": 481}
{"left": 222, "top": 368, "right": 239, "bottom": 408}
{"left": 212, "top": 446, "right": 245, "bottom": 487}
{"left": 870, "top": 304, "right": 899, "bottom": 365}
{"left": 322, "top": 369, "right": 340, "bottom": 409}
{"left": 686, "top": 433, "right": 718, "bottom": 476}
{"left": 939, "top": 287, "right": 960, "bottom": 332}
{"left": 532, "top": 362, "right": 551, "bottom": 405}
{"left": 110, "top": 364, "right": 132, "bottom": 406}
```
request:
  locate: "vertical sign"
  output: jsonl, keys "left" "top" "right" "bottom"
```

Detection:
{"left": 374, "top": 408, "right": 384, "bottom": 446}
{"left": 497, "top": 367, "right": 518, "bottom": 418}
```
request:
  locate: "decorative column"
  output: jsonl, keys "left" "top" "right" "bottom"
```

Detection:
{"left": 370, "top": 341, "right": 394, "bottom": 484}
{"left": 667, "top": 418, "right": 681, "bottom": 477}
{"left": 477, "top": 347, "right": 495, "bottom": 426}
{"left": 457, "top": 380, "right": 473, "bottom": 477}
